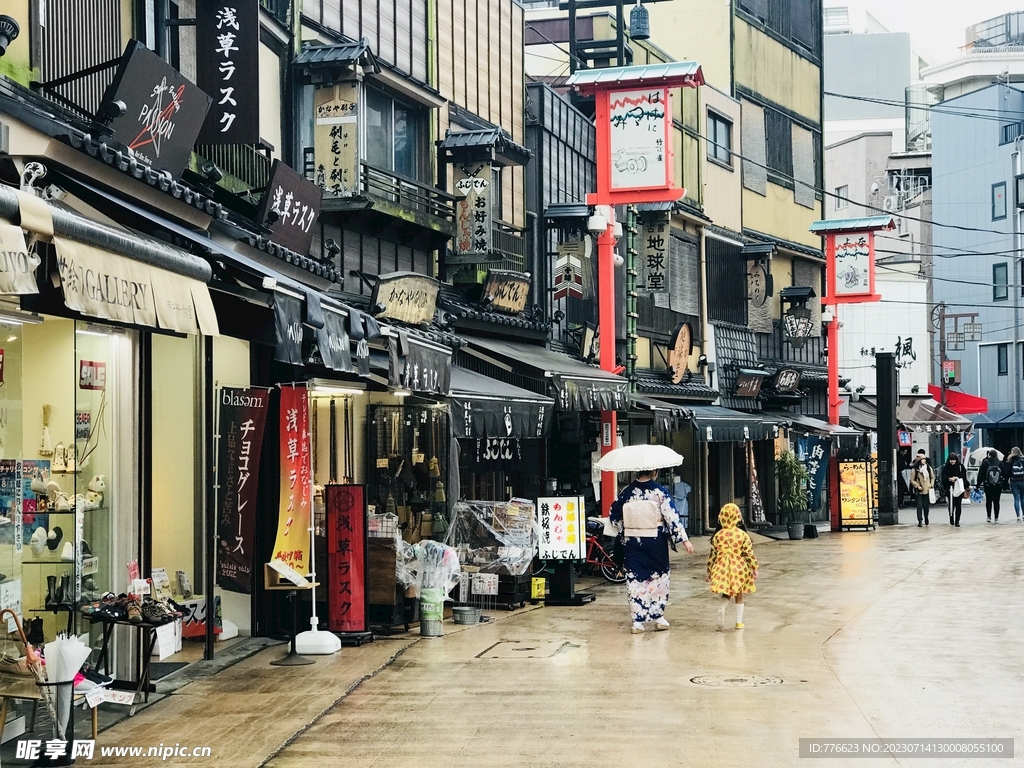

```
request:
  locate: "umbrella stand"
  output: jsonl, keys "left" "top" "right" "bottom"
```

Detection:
{"left": 0, "top": 609, "right": 59, "bottom": 748}
{"left": 32, "top": 680, "right": 75, "bottom": 766}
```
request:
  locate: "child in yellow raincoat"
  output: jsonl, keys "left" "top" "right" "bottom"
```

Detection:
{"left": 707, "top": 503, "right": 759, "bottom": 630}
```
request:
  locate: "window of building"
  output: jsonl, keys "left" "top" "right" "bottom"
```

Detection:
{"left": 362, "top": 86, "right": 426, "bottom": 181}
{"left": 707, "top": 112, "right": 733, "bottom": 166}
{"left": 736, "top": 0, "right": 822, "bottom": 58}
{"left": 492, "top": 166, "right": 504, "bottom": 222}
{"left": 994, "top": 262, "right": 1009, "bottom": 301}
{"left": 835, "top": 186, "right": 848, "bottom": 209}
{"left": 765, "top": 108, "right": 794, "bottom": 187}
{"left": 999, "top": 343, "right": 1009, "bottom": 375}
{"left": 993, "top": 181, "right": 1008, "bottom": 220}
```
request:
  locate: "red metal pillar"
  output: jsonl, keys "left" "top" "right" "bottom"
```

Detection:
{"left": 598, "top": 221, "right": 618, "bottom": 516}
{"left": 828, "top": 304, "right": 841, "bottom": 426}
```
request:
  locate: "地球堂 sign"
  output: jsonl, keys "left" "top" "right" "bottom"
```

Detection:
{"left": 641, "top": 213, "right": 670, "bottom": 293}
{"left": 536, "top": 496, "right": 584, "bottom": 560}
{"left": 608, "top": 88, "right": 670, "bottom": 192}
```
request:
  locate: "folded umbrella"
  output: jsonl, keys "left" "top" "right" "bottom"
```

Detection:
{"left": 594, "top": 444, "right": 684, "bottom": 473}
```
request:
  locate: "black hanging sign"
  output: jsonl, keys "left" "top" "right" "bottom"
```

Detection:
{"left": 316, "top": 310, "right": 354, "bottom": 373}
{"left": 473, "top": 437, "right": 523, "bottom": 470}
{"left": 196, "top": 1, "right": 260, "bottom": 144}
{"left": 216, "top": 387, "right": 270, "bottom": 594}
{"left": 257, "top": 160, "right": 322, "bottom": 255}
{"left": 99, "top": 41, "right": 212, "bottom": 176}
{"left": 273, "top": 293, "right": 304, "bottom": 365}
{"left": 389, "top": 337, "right": 452, "bottom": 395}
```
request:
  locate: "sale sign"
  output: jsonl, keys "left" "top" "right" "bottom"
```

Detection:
{"left": 79, "top": 360, "right": 106, "bottom": 390}
{"left": 271, "top": 385, "right": 311, "bottom": 574}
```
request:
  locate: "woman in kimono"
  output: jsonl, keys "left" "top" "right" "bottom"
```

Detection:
{"left": 707, "top": 503, "right": 759, "bottom": 630}
{"left": 610, "top": 470, "right": 693, "bottom": 634}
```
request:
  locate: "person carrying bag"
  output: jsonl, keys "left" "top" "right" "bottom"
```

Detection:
{"left": 940, "top": 453, "right": 968, "bottom": 527}
{"left": 909, "top": 450, "right": 934, "bottom": 527}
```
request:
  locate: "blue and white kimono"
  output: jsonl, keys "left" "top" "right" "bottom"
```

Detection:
{"left": 609, "top": 479, "right": 687, "bottom": 623}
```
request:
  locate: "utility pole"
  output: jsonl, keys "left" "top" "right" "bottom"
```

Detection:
{"left": 932, "top": 302, "right": 981, "bottom": 460}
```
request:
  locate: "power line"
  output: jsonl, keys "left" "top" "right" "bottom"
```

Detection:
{"left": 825, "top": 91, "right": 1024, "bottom": 121}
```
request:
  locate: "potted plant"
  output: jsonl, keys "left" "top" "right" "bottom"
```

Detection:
{"left": 776, "top": 450, "right": 810, "bottom": 540}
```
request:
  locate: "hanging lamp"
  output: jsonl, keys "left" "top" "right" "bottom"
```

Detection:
{"left": 630, "top": 0, "right": 650, "bottom": 40}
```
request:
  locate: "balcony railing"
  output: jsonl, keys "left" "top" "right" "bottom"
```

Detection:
{"left": 492, "top": 221, "right": 527, "bottom": 272}
{"left": 361, "top": 163, "right": 456, "bottom": 222}
{"left": 757, "top": 324, "right": 826, "bottom": 367}
{"left": 195, "top": 143, "right": 272, "bottom": 193}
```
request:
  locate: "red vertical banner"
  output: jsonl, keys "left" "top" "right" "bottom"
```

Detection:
{"left": 325, "top": 485, "right": 367, "bottom": 633}
{"left": 271, "top": 385, "right": 312, "bottom": 574}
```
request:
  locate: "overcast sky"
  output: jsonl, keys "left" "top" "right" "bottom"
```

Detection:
{"left": 861, "top": 1, "right": 1024, "bottom": 64}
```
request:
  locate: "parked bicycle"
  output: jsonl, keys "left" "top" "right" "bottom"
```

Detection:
{"left": 531, "top": 519, "right": 626, "bottom": 583}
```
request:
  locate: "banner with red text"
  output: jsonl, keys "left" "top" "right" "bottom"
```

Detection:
{"left": 271, "top": 385, "right": 312, "bottom": 574}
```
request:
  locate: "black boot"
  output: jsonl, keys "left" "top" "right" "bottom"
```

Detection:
{"left": 45, "top": 575, "right": 57, "bottom": 610}
{"left": 58, "top": 573, "right": 71, "bottom": 607}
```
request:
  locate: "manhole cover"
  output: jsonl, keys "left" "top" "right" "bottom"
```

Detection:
{"left": 477, "top": 641, "right": 572, "bottom": 659}
{"left": 690, "top": 675, "right": 783, "bottom": 688}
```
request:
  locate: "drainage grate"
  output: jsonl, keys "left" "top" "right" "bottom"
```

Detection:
{"left": 477, "top": 641, "right": 572, "bottom": 659}
{"left": 690, "top": 675, "right": 783, "bottom": 688}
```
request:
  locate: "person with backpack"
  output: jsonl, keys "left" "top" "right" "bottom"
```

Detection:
{"left": 909, "top": 449, "right": 935, "bottom": 527}
{"left": 976, "top": 450, "right": 1004, "bottom": 523}
{"left": 940, "top": 453, "right": 968, "bottom": 527}
{"left": 1006, "top": 447, "right": 1024, "bottom": 522}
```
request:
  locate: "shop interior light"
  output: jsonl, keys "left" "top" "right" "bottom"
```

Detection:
{"left": 307, "top": 379, "right": 366, "bottom": 396}
{"left": 392, "top": 389, "right": 412, "bottom": 398}
{"left": 5, "top": 334, "right": 15, "bottom": 342}
{"left": 75, "top": 329, "right": 109, "bottom": 338}
{"left": 0, "top": 310, "right": 42, "bottom": 325}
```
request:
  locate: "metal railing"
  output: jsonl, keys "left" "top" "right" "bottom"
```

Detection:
{"left": 491, "top": 221, "right": 528, "bottom": 272}
{"left": 757, "top": 324, "right": 826, "bottom": 367}
{"left": 360, "top": 163, "right": 457, "bottom": 222}
{"left": 195, "top": 143, "right": 272, "bottom": 193}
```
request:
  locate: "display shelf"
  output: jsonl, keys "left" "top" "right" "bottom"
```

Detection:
{"left": 21, "top": 559, "right": 76, "bottom": 566}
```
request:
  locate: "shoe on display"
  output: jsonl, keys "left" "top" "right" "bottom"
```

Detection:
{"left": 29, "top": 471, "right": 47, "bottom": 496}
{"left": 54, "top": 493, "right": 71, "bottom": 512}
{"left": 65, "top": 444, "right": 76, "bottom": 473}
{"left": 30, "top": 527, "right": 46, "bottom": 557}
{"left": 59, "top": 541, "right": 74, "bottom": 562}
{"left": 44, "top": 574, "right": 58, "bottom": 610}
{"left": 26, "top": 618, "right": 44, "bottom": 646}
{"left": 125, "top": 594, "right": 143, "bottom": 623}
{"left": 81, "top": 540, "right": 92, "bottom": 557}
{"left": 176, "top": 570, "right": 193, "bottom": 600}
{"left": 52, "top": 443, "right": 66, "bottom": 473}
{"left": 46, "top": 527, "right": 63, "bottom": 551}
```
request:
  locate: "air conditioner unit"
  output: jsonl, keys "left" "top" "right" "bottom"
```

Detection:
{"left": 883, "top": 196, "right": 898, "bottom": 212}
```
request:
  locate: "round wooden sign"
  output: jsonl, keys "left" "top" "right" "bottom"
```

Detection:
{"left": 667, "top": 322, "right": 692, "bottom": 384}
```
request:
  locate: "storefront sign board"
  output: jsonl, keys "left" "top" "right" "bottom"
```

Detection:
{"left": 0, "top": 222, "right": 39, "bottom": 294}
{"left": 775, "top": 368, "right": 802, "bottom": 393}
{"left": 216, "top": 387, "right": 270, "bottom": 593}
{"left": 667, "top": 322, "right": 692, "bottom": 384}
{"left": 316, "top": 309, "right": 353, "bottom": 373}
{"left": 838, "top": 461, "right": 873, "bottom": 527}
{"left": 799, "top": 436, "right": 830, "bottom": 511}
{"left": 271, "top": 385, "right": 312, "bottom": 574}
{"left": 608, "top": 88, "right": 671, "bottom": 192}
{"left": 325, "top": 484, "right": 369, "bottom": 634}
{"left": 371, "top": 272, "right": 440, "bottom": 326}
{"left": 196, "top": 0, "right": 260, "bottom": 144}
{"left": 257, "top": 160, "right": 321, "bottom": 255}
{"left": 454, "top": 167, "right": 492, "bottom": 257}
{"left": 78, "top": 360, "right": 106, "bottom": 390}
{"left": 481, "top": 269, "right": 531, "bottom": 314}
{"left": 640, "top": 212, "right": 670, "bottom": 294}
{"left": 313, "top": 82, "right": 360, "bottom": 197}
{"left": 536, "top": 496, "right": 584, "bottom": 561}
{"left": 272, "top": 293, "right": 304, "bottom": 365}
{"left": 99, "top": 41, "right": 212, "bottom": 176}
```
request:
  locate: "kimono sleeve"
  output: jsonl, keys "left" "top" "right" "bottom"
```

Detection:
{"left": 658, "top": 488, "right": 687, "bottom": 543}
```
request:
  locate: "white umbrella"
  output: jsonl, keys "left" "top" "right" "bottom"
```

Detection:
{"left": 594, "top": 444, "right": 683, "bottom": 473}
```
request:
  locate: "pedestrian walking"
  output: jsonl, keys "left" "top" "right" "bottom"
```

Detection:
{"left": 707, "top": 503, "right": 759, "bottom": 631}
{"left": 1006, "top": 447, "right": 1024, "bottom": 522}
{"left": 976, "top": 449, "right": 1004, "bottom": 523}
{"left": 909, "top": 449, "right": 935, "bottom": 527}
{"left": 940, "top": 453, "right": 968, "bottom": 527}
{"left": 610, "top": 469, "right": 694, "bottom": 634}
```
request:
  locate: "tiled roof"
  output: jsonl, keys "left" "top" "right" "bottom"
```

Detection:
{"left": 810, "top": 216, "right": 896, "bottom": 234}
{"left": 566, "top": 61, "right": 704, "bottom": 90}
{"left": 437, "top": 128, "right": 532, "bottom": 166}
{"left": 635, "top": 376, "right": 718, "bottom": 401}
{"left": 294, "top": 40, "right": 379, "bottom": 71}
{"left": 438, "top": 290, "right": 550, "bottom": 333}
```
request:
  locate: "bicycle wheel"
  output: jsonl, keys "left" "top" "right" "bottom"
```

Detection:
{"left": 600, "top": 562, "right": 627, "bottom": 584}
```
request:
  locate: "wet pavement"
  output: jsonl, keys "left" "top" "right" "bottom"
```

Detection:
{"left": 38, "top": 503, "right": 1024, "bottom": 766}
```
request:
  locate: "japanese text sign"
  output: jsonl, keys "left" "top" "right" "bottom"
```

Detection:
{"left": 825, "top": 230, "right": 880, "bottom": 304}
{"left": 272, "top": 385, "right": 312, "bottom": 574}
{"left": 314, "top": 82, "right": 360, "bottom": 197}
{"left": 326, "top": 484, "right": 368, "bottom": 633}
{"left": 99, "top": 41, "right": 212, "bottom": 177}
{"left": 257, "top": 160, "right": 322, "bottom": 255}
{"left": 641, "top": 214, "right": 670, "bottom": 294}
{"left": 454, "top": 169, "right": 492, "bottom": 257}
{"left": 216, "top": 388, "right": 270, "bottom": 593}
{"left": 196, "top": 1, "right": 259, "bottom": 144}
{"left": 839, "top": 461, "right": 872, "bottom": 526}
{"left": 608, "top": 87, "right": 670, "bottom": 192}
{"left": 536, "top": 496, "right": 585, "bottom": 561}
{"left": 799, "top": 436, "right": 830, "bottom": 511}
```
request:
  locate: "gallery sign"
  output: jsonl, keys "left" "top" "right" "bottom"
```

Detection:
{"left": 257, "top": 160, "right": 322, "bottom": 255}
{"left": 371, "top": 272, "right": 439, "bottom": 326}
{"left": 99, "top": 41, "right": 212, "bottom": 176}
{"left": 0, "top": 221, "right": 39, "bottom": 295}
{"left": 196, "top": 1, "right": 259, "bottom": 144}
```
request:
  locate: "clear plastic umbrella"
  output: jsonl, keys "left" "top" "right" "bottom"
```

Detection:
{"left": 593, "top": 444, "right": 684, "bottom": 473}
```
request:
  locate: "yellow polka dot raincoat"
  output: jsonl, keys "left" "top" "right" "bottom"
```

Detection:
{"left": 707, "top": 504, "right": 758, "bottom": 595}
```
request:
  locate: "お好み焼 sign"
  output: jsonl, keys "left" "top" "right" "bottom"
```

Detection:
{"left": 371, "top": 272, "right": 440, "bottom": 326}
{"left": 481, "top": 269, "right": 530, "bottom": 314}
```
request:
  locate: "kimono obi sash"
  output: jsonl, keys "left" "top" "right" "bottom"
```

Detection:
{"left": 622, "top": 499, "right": 661, "bottom": 538}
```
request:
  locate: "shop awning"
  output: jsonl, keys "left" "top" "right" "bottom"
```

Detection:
{"left": 387, "top": 333, "right": 453, "bottom": 396}
{"left": 994, "top": 411, "right": 1024, "bottom": 429}
{"left": 972, "top": 410, "right": 1012, "bottom": 427}
{"left": 926, "top": 385, "right": 988, "bottom": 415}
{"left": 465, "top": 337, "right": 628, "bottom": 412}
{"left": 630, "top": 394, "right": 686, "bottom": 435}
{"left": 848, "top": 397, "right": 973, "bottom": 433}
{"left": 688, "top": 405, "right": 782, "bottom": 443}
{"left": 449, "top": 366, "right": 554, "bottom": 439}
{"left": 763, "top": 410, "right": 862, "bottom": 437}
